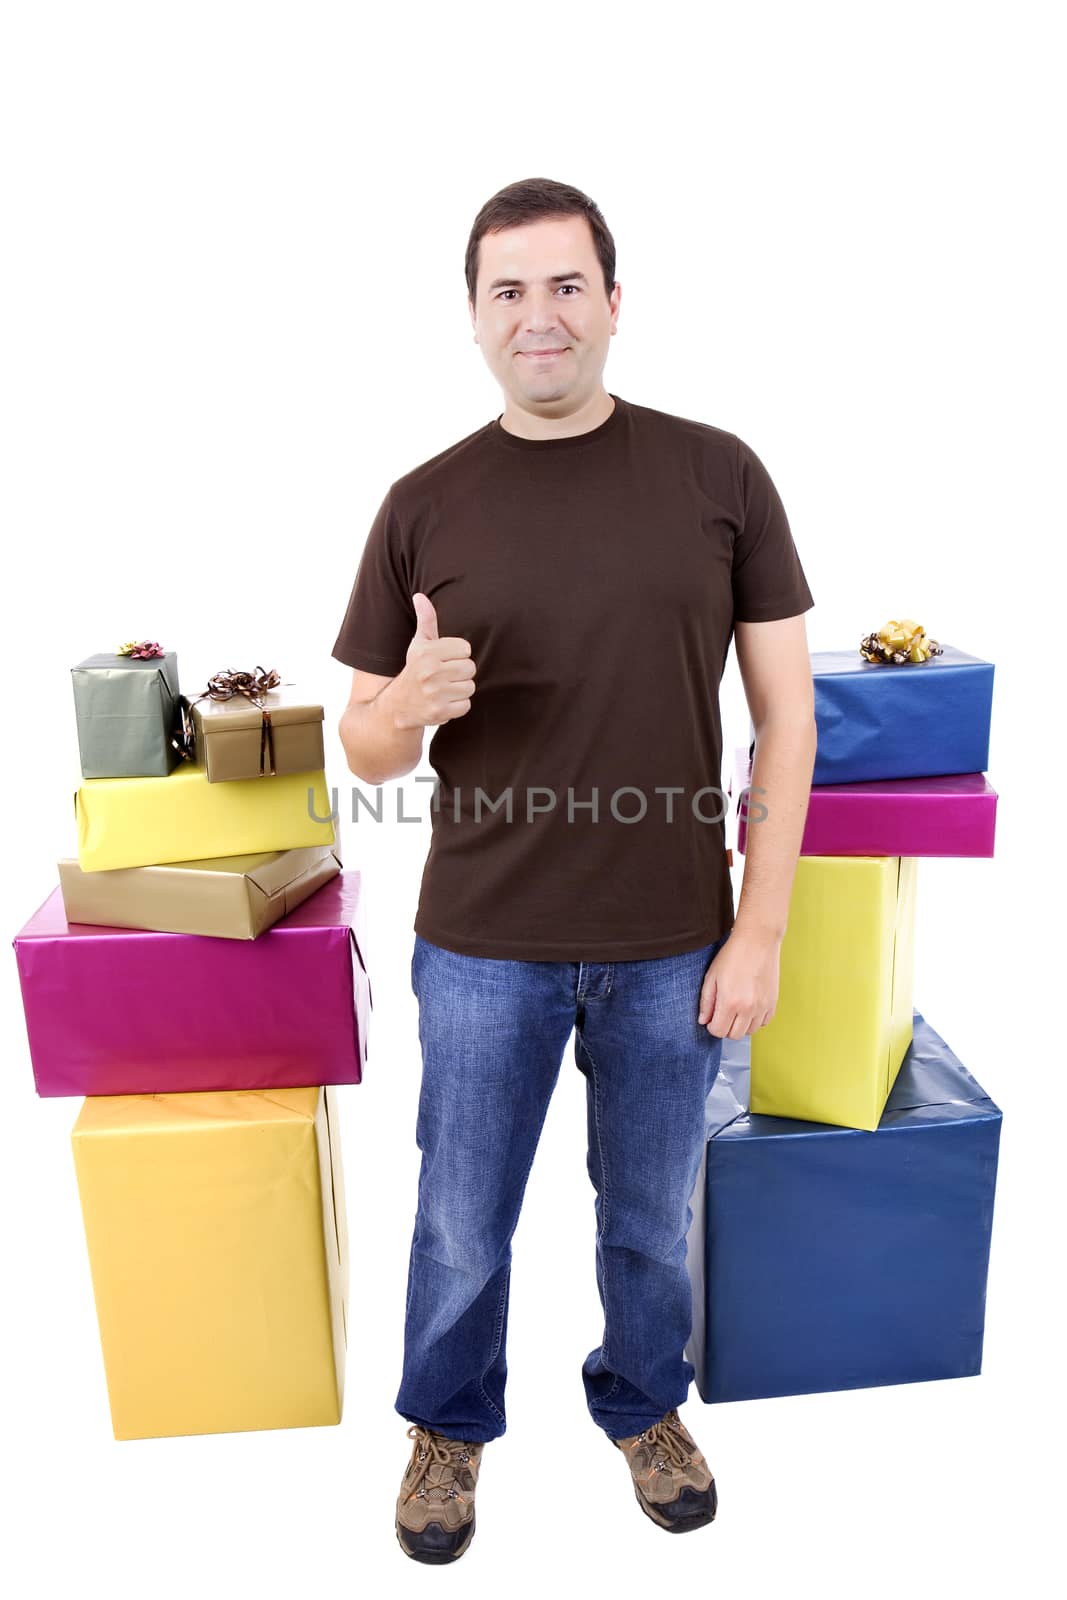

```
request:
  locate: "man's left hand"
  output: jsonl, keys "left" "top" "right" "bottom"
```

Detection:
{"left": 698, "top": 926, "right": 782, "bottom": 1039}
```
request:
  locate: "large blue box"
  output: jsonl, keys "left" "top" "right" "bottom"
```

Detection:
{"left": 684, "top": 1010, "right": 1002, "bottom": 1403}
{"left": 804, "top": 644, "right": 994, "bottom": 784}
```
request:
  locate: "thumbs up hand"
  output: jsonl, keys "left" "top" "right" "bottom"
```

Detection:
{"left": 412, "top": 592, "right": 439, "bottom": 641}
{"left": 390, "top": 593, "right": 477, "bottom": 730}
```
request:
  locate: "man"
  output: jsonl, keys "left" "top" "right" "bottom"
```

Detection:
{"left": 333, "top": 177, "right": 817, "bottom": 1564}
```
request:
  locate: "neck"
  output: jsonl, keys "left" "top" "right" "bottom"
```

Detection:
{"left": 498, "top": 388, "right": 615, "bottom": 441}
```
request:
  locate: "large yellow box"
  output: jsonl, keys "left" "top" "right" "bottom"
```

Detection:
{"left": 74, "top": 760, "right": 335, "bottom": 871}
{"left": 749, "top": 855, "right": 917, "bottom": 1131}
{"left": 71, "top": 1084, "right": 349, "bottom": 1440}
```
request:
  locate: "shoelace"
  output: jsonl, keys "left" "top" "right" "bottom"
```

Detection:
{"left": 405, "top": 1424, "right": 476, "bottom": 1503}
{"left": 631, "top": 1408, "right": 693, "bottom": 1473}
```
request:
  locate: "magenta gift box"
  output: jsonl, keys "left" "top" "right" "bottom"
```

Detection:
{"left": 732, "top": 748, "right": 997, "bottom": 858}
{"left": 12, "top": 871, "right": 372, "bottom": 1097}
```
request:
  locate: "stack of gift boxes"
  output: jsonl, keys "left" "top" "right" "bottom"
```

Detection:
{"left": 685, "top": 630, "right": 1003, "bottom": 1402}
{"left": 12, "top": 645, "right": 371, "bottom": 1441}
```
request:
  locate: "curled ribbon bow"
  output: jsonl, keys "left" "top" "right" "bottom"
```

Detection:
{"left": 189, "top": 666, "right": 284, "bottom": 775}
{"left": 170, "top": 695, "right": 196, "bottom": 764}
{"left": 859, "top": 618, "right": 944, "bottom": 665}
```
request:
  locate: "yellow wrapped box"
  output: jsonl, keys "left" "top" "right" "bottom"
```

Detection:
{"left": 71, "top": 1085, "right": 349, "bottom": 1441}
{"left": 749, "top": 855, "right": 917, "bottom": 1131}
{"left": 74, "top": 759, "right": 335, "bottom": 871}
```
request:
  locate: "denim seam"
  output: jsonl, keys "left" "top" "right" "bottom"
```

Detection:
{"left": 477, "top": 1269, "right": 510, "bottom": 1428}
{"left": 476, "top": 1111, "right": 544, "bottom": 1428}
{"left": 403, "top": 1233, "right": 417, "bottom": 1320}
{"left": 578, "top": 1032, "right": 622, "bottom": 1403}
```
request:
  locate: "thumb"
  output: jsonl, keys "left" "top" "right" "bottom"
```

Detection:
{"left": 411, "top": 592, "right": 439, "bottom": 641}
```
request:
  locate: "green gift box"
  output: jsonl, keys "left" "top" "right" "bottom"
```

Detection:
{"left": 71, "top": 651, "right": 182, "bottom": 778}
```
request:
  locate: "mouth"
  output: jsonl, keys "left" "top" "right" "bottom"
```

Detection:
{"left": 520, "top": 349, "right": 568, "bottom": 361}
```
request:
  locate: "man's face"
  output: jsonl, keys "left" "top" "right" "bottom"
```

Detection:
{"left": 469, "top": 215, "right": 620, "bottom": 412}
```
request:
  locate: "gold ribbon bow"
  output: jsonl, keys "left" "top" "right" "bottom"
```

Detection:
{"left": 191, "top": 666, "right": 283, "bottom": 776}
{"left": 859, "top": 618, "right": 944, "bottom": 665}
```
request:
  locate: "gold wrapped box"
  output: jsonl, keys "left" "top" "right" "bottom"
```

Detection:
{"left": 58, "top": 844, "right": 342, "bottom": 938}
{"left": 191, "top": 685, "right": 325, "bottom": 782}
{"left": 749, "top": 855, "right": 917, "bottom": 1131}
{"left": 71, "top": 1084, "right": 349, "bottom": 1440}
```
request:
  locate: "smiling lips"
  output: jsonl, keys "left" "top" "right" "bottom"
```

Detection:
{"left": 521, "top": 349, "right": 568, "bottom": 360}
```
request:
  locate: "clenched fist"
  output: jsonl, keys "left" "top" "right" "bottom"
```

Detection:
{"left": 389, "top": 593, "right": 477, "bottom": 730}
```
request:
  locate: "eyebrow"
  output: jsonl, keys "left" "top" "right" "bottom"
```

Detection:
{"left": 486, "top": 271, "right": 590, "bottom": 291}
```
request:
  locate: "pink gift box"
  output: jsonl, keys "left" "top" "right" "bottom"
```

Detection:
{"left": 12, "top": 871, "right": 372, "bottom": 1097}
{"left": 732, "top": 747, "right": 997, "bottom": 857}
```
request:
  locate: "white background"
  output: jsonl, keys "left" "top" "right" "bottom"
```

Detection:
{"left": 2, "top": 1, "right": 1062, "bottom": 1593}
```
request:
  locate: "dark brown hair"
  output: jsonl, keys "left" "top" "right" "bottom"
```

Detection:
{"left": 465, "top": 177, "right": 617, "bottom": 306}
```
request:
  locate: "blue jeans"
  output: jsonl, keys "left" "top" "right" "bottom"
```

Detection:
{"left": 394, "top": 930, "right": 729, "bottom": 1443}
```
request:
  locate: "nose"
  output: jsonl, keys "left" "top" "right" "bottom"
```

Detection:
{"left": 523, "top": 286, "right": 567, "bottom": 335}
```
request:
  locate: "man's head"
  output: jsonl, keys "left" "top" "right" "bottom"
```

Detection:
{"left": 466, "top": 177, "right": 621, "bottom": 420}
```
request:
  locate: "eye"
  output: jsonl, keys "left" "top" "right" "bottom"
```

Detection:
{"left": 495, "top": 284, "right": 581, "bottom": 301}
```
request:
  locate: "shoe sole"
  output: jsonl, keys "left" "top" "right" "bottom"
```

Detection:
{"left": 395, "top": 1513, "right": 476, "bottom": 1564}
{"left": 631, "top": 1479, "right": 717, "bottom": 1533}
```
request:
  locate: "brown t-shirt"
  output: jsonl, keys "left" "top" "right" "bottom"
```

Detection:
{"left": 332, "top": 392, "right": 814, "bottom": 960}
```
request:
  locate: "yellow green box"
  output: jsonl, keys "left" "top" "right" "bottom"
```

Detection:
{"left": 74, "top": 759, "right": 335, "bottom": 870}
{"left": 749, "top": 855, "right": 917, "bottom": 1130}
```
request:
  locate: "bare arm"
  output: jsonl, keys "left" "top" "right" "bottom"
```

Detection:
{"left": 338, "top": 669, "right": 425, "bottom": 785}
{"left": 698, "top": 612, "right": 816, "bottom": 1036}
{"left": 732, "top": 612, "right": 817, "bottom": 940}
{"left": 335, "top": 593, "right": 477, "bottom": 785}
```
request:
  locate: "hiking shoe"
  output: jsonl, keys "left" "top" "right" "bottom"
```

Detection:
{"left": 612, "top": 1406, "right": 717, "bottom": 1532}
{"left": 395, "top": 1423, "right": 485, "bottom": 1563}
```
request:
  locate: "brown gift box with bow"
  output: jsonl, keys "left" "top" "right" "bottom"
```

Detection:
{"left": 189, "top": 674, "right": 326, "bottom": 782}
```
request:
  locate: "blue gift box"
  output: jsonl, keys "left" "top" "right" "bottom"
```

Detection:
{"left": 684, "top": 1009, "right": 1002, "bottom": 1403}
{"left": 793, "top": 644, "right": 994, "bottom": 784}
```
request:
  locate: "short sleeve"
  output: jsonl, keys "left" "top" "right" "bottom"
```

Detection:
{"left": 731, "top": 437, "right": 815, "bottom": 623}
{"left": 331, "top": 487, "right": 416, "bottom": 674}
